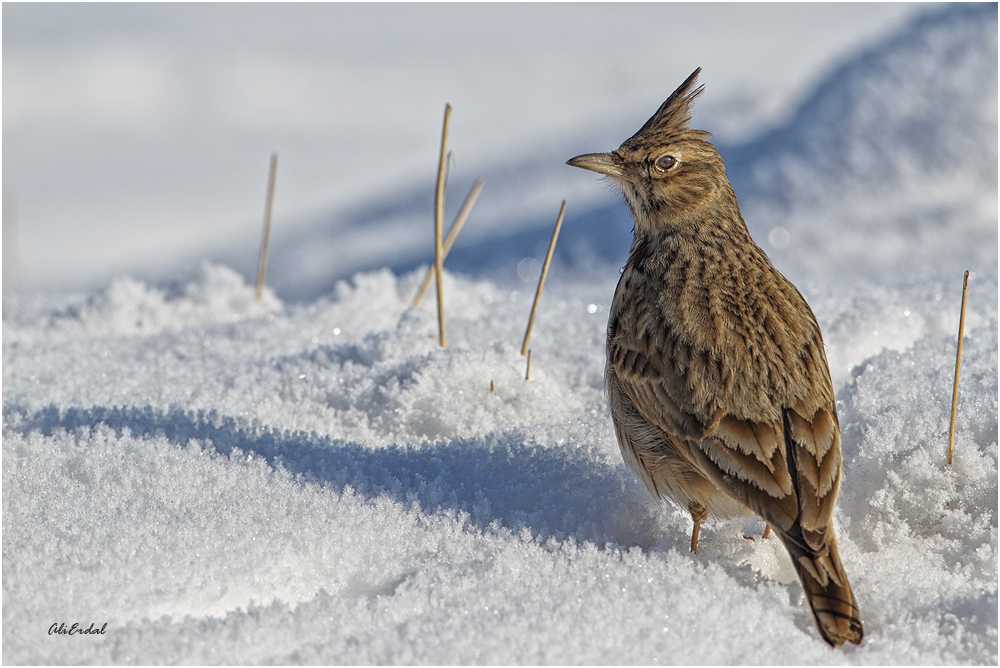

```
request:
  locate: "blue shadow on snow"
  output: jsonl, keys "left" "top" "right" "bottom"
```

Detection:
{"left": 5, "top": 402, "right": 664, "bottom": 550}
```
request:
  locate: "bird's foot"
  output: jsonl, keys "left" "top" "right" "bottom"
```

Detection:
{"left": 688, "top": 503, "right": 708, "bottom": 554}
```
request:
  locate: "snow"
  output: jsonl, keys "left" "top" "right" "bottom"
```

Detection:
{"left": 3, "top": 4, "right": 997, "bottom": 664}
{"left": 4, "top": 3, "right": 925, "bottom": 293}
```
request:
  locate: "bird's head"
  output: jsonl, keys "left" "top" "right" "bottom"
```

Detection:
{"left": 568, "top": 68, "right": 733, "bottom": 233}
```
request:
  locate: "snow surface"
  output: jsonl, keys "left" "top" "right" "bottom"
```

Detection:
{"left": 3, "top": 4, "right": 998, "bottom": 665}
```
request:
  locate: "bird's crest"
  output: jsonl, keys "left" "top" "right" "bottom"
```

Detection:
{"left": 627, "top": 67, "right": 707, "bottom": 146}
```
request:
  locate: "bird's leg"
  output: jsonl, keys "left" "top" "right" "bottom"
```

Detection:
{"left": 689, "top": 503, "right": 708, "bottom": 554}
{"left": 763, "top": 523, "right": 771, "bottom": 540}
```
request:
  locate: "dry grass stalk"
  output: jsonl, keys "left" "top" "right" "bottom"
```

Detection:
{"left": 520, "top": 200, "right": 566, "bottom": 356}
{"left": 412, "top": 176, "right": 485, "bottom": 307}
{"left": 434, "top": 104, "right": 452, "bottom": 347}
{"left": 490, "top": 379, "right": 495, "bottom": 393}
{"left": 947, "top": 269, "right": 970, "bottom": 466}
{"left": 525, "top": 349, "right": 532, "bottom": 380}
{"left": 255, "top": 152, "right": 278, "bottom": 301}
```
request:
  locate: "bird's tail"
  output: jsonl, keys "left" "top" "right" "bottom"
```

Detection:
{"left": 780, "top": 529, "right": 863, "bottom": 647}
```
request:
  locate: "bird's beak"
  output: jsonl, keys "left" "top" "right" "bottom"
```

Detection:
{"left": 566, "top": 152, "right": 624, "bottom": 179}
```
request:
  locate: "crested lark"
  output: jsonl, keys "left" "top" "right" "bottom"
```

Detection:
{"left": 567, "top": 68, "right": 863, "bottom": 647}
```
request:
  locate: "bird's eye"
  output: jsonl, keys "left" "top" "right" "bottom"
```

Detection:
{"left": 655, "top": 155, "right": 678, "bottom": 171}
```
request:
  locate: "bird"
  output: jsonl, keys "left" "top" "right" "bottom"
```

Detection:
{"left": 566, "top": 68, "right": 863, "bottom": 648}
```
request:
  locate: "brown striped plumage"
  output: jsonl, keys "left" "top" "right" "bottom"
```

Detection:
{"left": 567, "top": 68, "right": 863, "bottom": 647}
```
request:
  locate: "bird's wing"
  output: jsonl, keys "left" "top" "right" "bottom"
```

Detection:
{"left": 609, "top": 328, "right": 842, "bottom": 539}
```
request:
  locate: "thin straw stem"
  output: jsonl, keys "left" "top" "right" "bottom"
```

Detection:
{"left": 434, "top": 104, "right": 451, "bottom": 347}
{"left": 255, "top": 152, "right": 278, "bottom": 301}
{"left": 947, "top": 270, "right": 970, "bottom": 465}
{"left": 413, "top": 176, "right": 485, "bottom": 307}
{"left": 521, "top": 200, "right": 566, "bottom": 356}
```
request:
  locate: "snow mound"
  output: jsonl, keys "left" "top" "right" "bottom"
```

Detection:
{"left": 736, "top": 3, "right": 998, "bottom": 284}
{"left": 3, "top": 262, "right": 282, "bottom": 342}
{"left": 834, "top": 324, "right": 998, "bottom": 664}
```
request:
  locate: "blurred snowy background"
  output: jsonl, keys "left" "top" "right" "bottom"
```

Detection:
{"left": 0, "top": 2, "right": 947, "bottom": 295}
{"left": 3, "top": 3, "right": 997, "bottom": 664}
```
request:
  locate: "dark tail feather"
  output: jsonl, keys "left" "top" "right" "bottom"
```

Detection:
{"left": 780, "top": 529, "right": 864, "bottom": 647}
